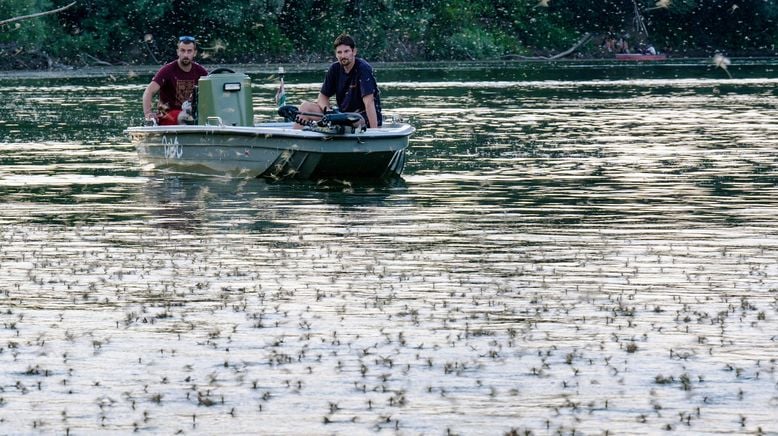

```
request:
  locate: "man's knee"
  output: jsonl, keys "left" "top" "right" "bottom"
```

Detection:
{"left": 299, "top": 101, "right": 322, "bottom": 114}
{"left": 294, "top": 101, "right": 323, "bottom": 127}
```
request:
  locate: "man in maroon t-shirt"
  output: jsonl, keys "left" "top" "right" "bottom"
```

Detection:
{"left": 142, "top": 36, "right": 208, "bottom": 125}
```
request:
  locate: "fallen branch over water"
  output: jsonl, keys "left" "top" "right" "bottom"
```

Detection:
{"left": 502, "top": 33, "right": 593, "bottom": 61}
{"left": 0, "top": 2, "right": 76, "bottom": 27}
{"left": 80, "top": 53, "right": 113, "bottom": 66}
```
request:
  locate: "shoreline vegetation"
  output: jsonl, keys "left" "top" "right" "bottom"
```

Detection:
{"left": 2, "top": 56, "right": 777, "bottom": 81}
{"left": 3, "top": 48, "right": 777, "bottom": 77}
{"left": 2, "top": 0, "right": 777, "bottom": 73}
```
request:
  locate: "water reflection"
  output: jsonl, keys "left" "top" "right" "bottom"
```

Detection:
{"left": 2, "top": 62, "right": 778, "bottom": 434}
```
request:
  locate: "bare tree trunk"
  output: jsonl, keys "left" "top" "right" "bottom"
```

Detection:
{"left": 79, "top": 53, "right": 113, "bottom": 66}
{"left": 0, "top": 2, "right": 76, "bottom": 27}
{"left": 502, "top": 33, "right": 593, "bottom": 61}
{"left": 547, "top": 33, "right": 593, "bottom": 60}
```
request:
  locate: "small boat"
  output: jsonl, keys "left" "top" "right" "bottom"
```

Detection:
{"left": 125, "top": 69, "right": 414, "bottom": 180}
{"left": 614, "top": 0, "right": 667, "bottom": 62}
{"left": 615, "top": 53, "right": 667, "bottom": 61}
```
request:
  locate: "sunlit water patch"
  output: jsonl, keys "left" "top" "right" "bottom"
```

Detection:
{"left": 1, "top": 62, "right": 778, "bottom": 434}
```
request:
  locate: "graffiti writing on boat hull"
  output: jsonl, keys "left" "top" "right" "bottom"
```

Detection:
{"left": 162, "top": 136, "right": 183, "bottom": 159}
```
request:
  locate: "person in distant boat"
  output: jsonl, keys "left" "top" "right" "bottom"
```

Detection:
{"left": 142, "top": 36, "right": 208, "bottom": 125}
{"left": 296, "top": 33, "right": 382, "bottom": 129}
{"left": 603, "top": 28, "right": 617, "bottom": 52}
{"left": 617, "top": 37, "right": 630, "bottom": 54}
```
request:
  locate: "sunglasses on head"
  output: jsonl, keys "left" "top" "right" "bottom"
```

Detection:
{"left": 179, "top": 36, "right": 196, "bottom": 43}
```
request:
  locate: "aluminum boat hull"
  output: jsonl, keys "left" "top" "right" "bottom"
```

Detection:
{"left": 125, "top": 122, "right": 414, "bottom": 179}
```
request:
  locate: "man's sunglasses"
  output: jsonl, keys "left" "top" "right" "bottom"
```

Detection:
{"left": 179, "top": 36, "right": 196, "bottom": 43}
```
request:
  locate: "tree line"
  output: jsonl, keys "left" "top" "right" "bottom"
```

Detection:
{"left": 1, "top": 0, "right": 776, "bottom": 68}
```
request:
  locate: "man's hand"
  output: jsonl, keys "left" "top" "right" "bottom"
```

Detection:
{"left": 144, "top": 111, "right": 158, "bottom": 126}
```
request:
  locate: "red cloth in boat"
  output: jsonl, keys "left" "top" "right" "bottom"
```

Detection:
{"left": 158, "top": 109, "right": 182, "bottom": 125}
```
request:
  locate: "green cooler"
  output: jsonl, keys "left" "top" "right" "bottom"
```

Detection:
{"left": 196, "top": 71, "right": 253, "bottom": 126}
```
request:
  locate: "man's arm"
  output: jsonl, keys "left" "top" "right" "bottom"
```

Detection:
{"left": 362, "top": 93, "right": 378, "bottom": 128}
{"left": 142, "top": 81, "right": 161, "bottom": 120}
{"left": 316, "top": 93, "right": 331, "bottom": 112}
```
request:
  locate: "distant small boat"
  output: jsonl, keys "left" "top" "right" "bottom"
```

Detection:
{"left": 614, "top": 0, "right": 667, "bottom": 62}
{"left": 615, "top": 53, "right": 667, "bottom": 61}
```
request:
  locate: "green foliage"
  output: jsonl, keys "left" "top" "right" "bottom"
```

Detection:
{"left": 446, "top": 27, "right": 502, "bottom": 60}
{"left": 173, "top": 0, "right": 292, "bottom": 62}
{"left": 0, "top": 0, "right": 56, "bottom": 48}
{"left": 2, "top": 0, "right": 778, "bottom": 66}
{"left": 645, "top": 0, "right": 778, "bottom": 54}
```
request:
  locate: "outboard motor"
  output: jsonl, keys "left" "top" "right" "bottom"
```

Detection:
{"left": 196, "top": 68, "right": 253, "bottom": 126}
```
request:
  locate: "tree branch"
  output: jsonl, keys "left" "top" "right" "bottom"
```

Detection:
{"left": 0, "top": 2, "right": 76, "bottom": 27}
{"left": 502, "top": 33, "right": 593, "bottom": 61}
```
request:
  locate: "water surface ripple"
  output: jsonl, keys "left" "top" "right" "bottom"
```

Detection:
{"left": 1, "top": 62, "right": 778, "bottom": 434}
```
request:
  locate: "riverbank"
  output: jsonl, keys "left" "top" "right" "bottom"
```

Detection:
{"left": 3, "top": 57, "right": 778, "bottom": 82}
{"left": 3, "top": 42, "right": 778, "bottom": 76}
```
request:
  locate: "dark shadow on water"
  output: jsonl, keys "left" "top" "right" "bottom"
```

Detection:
{"left": 136, "top": 173, "right": 410, "bottom": 233}
{"left": 265, "top": 174, "right": 407, "bottom": 193}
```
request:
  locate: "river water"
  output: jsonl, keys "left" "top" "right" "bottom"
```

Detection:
{"left": 1, "top": 60, "right": 778, "bottom": 434}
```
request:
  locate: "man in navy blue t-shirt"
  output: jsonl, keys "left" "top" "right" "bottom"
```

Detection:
{"left": 297, "top": 34, "right": 382, "bottom": 128}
